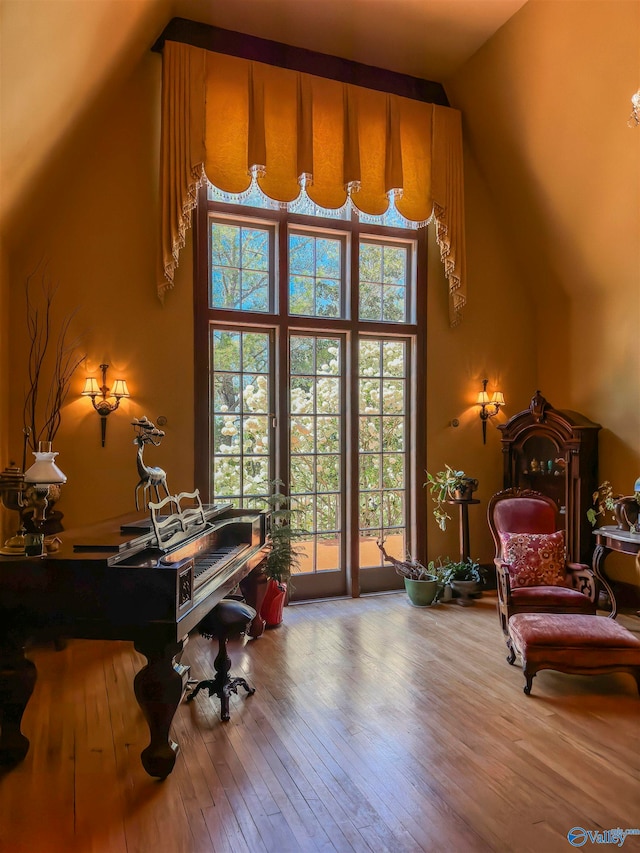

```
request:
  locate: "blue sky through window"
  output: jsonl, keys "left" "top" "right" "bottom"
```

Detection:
{"left": 207, "top": 179, "right": 418, "bottom": 229}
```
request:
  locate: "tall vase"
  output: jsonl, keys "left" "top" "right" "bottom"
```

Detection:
{"left": 260, "top": 578, "right": 287, "bottom": 628}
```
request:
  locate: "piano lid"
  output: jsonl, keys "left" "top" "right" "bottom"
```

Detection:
{"left": 72, "top": 503, "right": 232, "bottom": 554}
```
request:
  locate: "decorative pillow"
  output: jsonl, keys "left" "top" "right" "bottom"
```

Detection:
{"left": 499, "top": 530, "right": 567, "bottom": 588}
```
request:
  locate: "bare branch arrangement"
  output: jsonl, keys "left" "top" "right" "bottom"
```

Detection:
{"left": 22, "top": 263, "right": 85, "bottom": 454}
{"left": 376, "top": 537, "right": 432, "bottom": 580}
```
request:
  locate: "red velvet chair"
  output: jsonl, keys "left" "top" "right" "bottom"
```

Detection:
{"left": 487, "top": 488, "right": 597, "bottom": 658}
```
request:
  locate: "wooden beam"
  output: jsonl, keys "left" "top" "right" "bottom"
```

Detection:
{"left": 151, "top": 17, "right": 449, "bottom": 106}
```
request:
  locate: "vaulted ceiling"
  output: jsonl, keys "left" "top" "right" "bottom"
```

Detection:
{"left": 172, "top": 0, "right": 529, "bottom": 82}
{"left": 0, "top": 0, "right": 528, "bottom": 227}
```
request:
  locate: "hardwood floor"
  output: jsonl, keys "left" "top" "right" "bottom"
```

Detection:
{"left": 1, "top": 593, "right": 638, "bottom": 853}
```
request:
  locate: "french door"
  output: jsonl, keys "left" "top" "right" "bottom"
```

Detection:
{"left": 194, "top": 187, "right": 427, "bottom": 599}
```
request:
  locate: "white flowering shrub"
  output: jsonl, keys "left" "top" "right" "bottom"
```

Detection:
{"left": 208, "top": 217, "right": 411, "bottom": 573}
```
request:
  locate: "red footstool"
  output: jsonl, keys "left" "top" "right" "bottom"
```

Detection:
{"left": 507, "top": 613, "right": 640, "bottom": 695}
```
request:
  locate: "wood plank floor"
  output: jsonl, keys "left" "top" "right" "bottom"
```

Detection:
{"left": 0, "top": 593, "right": 638, "bottom": 853}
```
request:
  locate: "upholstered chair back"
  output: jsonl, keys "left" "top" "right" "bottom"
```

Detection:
{"left": 488, "top": 491, "right": 559, "bottom": 558}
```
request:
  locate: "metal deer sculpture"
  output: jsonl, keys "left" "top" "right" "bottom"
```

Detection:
{"left": 132, "top": 416, "right": 170, "bottom": 511}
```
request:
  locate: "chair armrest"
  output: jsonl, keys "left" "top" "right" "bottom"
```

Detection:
{"left": 494, "top": 559, "right": 513, "bottom": 604}
{"left": 565, "top": 561, "right": 597, "bottom": 603}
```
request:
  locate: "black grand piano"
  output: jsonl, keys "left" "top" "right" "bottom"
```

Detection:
{"left": 0, "top": 499, "right": 269, "bottom": 778}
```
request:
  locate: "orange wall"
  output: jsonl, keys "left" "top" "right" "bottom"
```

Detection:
{"left": 0, "top": 0, "right": 170, "bottom": 227}
{"left": 4, "top": 51, "right": 195, "bottom": 534}
{"left": 425, "top": 149, "right": 536, "bottom": 563}
{"left": 447, "top": 0, "right": 640, "bottom": 582}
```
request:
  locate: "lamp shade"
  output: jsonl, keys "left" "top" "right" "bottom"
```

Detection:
{"left": 24, "top": 450, "right": 67, "bottom": 484}
{"left": 111, "top": 379, "right": 130, "bottom": 398}
{"left": 476, "top": 390, "right": 490, "bottom": 406}
{"left": 491, "top": 391, "right": 505, "bottom": 406}
{"left": 82, "top": 377, "right": 100, "bottom": 396}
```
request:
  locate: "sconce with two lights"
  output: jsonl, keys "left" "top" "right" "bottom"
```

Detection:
{"left": 476, "top": 378, "right": 505, "bottom": 444}
{"left": 82, "top": 364, "right": 130, "bottom": 447}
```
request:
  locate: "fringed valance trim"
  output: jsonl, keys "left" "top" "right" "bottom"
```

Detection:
{"left": 161, "top": 163, "right": 206, "bottom": 299}
{"left": 206, "top": 175, "right": 421, "bottom": 227}
{"left": 433, "top": 202, "right": 466, "bottom": 327}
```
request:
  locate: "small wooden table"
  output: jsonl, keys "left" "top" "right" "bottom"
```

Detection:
{"left": 447, "top": 498, "right": 480, "bottom": 563}
{"left": 592, "top": 526, "right": 640, "bottom": 619}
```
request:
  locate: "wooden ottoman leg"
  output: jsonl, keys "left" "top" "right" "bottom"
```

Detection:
{"left": 523, "top": 666, "right": 535, "bottom": 695}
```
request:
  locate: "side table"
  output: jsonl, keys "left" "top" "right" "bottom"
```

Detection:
{"left": 446, "top": 498, "right": 481, "bottom": 563}
{"left": 592, "top": 526, "right": 640, "bottom": 619}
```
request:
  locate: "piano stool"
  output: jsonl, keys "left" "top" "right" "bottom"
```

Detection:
{"left": 186, "top": 598, "right": 257, "bottom": 721}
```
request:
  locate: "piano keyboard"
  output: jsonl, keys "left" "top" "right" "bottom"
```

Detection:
{"left": 193, "top": 544, "right": 250, "bottom": 587}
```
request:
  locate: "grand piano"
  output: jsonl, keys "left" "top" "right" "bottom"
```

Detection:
{"left": 0, "top": 498, "right": 269, "bottom": 778}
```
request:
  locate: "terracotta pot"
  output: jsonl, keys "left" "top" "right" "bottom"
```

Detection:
{"left": 450, "top": 478, "right": 478, "bottom": 501}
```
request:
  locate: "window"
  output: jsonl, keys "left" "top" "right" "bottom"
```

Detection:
{"left": 194, "top": 184, "right": 427, "bottom": 599}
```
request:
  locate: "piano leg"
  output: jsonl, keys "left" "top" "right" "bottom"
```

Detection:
{"left": 0, "top": 641, "right": 37, "bottom": 767}
{"left": 239, "top": 564, "right": 268, "bottom": 639}
{"left": 133, "top": 637, "right": 187, "bottom": 779}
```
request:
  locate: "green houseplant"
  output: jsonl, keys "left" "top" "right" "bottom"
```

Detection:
{"left": 587, "top": 480, "right": 640, "bottom": 532}
{"left": 441, "top": 558, "right": 482, "bottom": 606}
{"left": 377, "top": 538, "right": 438, "bottom": 606}
{"left": 586, "top": 481, "right": 619, "bottom": 527}
{"left": 425, "top": 465, "right": 478, "bottom": 531}
{"left": 424, "top": 557, "right": 455, "bottom": 602}
{"left": 261, "top": 481, "right": 306, "bottom": 626}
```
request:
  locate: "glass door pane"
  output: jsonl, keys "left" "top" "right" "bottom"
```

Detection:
{"left": 210, "top": 328, "right": 272, "bottom": 507}
{"left": 288, "top": 334, "right": 346, "bottom": 599}
{"left": 358, "top": 337, "right": 408, "bottom": 593}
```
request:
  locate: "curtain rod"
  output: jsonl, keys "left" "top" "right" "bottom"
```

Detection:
{"left": 151, "top": 17, "right": 449, "bottom": 107}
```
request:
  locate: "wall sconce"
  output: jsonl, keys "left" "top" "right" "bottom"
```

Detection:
{"left": 476, "top": 378, "right": 505, "bottom": 444}
{"left": 82, "top": 363, "right": 130, "bottom": 447}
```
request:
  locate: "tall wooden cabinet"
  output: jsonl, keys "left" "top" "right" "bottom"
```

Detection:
{"left": 499, "top": 391, "right": 601, "bottom": 565}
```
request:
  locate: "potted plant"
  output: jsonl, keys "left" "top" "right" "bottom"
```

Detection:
{"left": 261, "top": 480, "right": 306, "bottom": 627}
{"left": 425, "top": 557, "right": 454, "bottom": 602}
{"left": 377, "top": 539, "right": 438, "bottom": 606}
{"left": 587, "top": 480, "right": 640, "bottom": 532}
{"left": 425, "top": 465, "right": 478, "bottom": 531}
{"left": 586, "top": 481, "right": 619, "bottom": 527}
{"left": 441, "top": 558, "right": 482, "bottom": 606}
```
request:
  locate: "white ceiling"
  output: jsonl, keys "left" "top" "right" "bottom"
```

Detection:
{"left": 174, "top": 0, "right": 529, "bottom": 82}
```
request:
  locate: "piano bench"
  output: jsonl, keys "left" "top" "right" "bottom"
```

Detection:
{"left": 186, "top": 599, "right": 257, "bottom": 721}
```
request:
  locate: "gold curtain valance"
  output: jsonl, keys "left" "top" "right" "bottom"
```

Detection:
{"left": 160, "top": 41, "right": 466, "bottom": 325}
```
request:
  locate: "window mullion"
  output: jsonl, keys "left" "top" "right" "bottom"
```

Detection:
{"left": 348, "top": 231, "right": 360, "bottom": 597}
{"left": 277, "top": 221, "right": 290, "bottom": 492}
